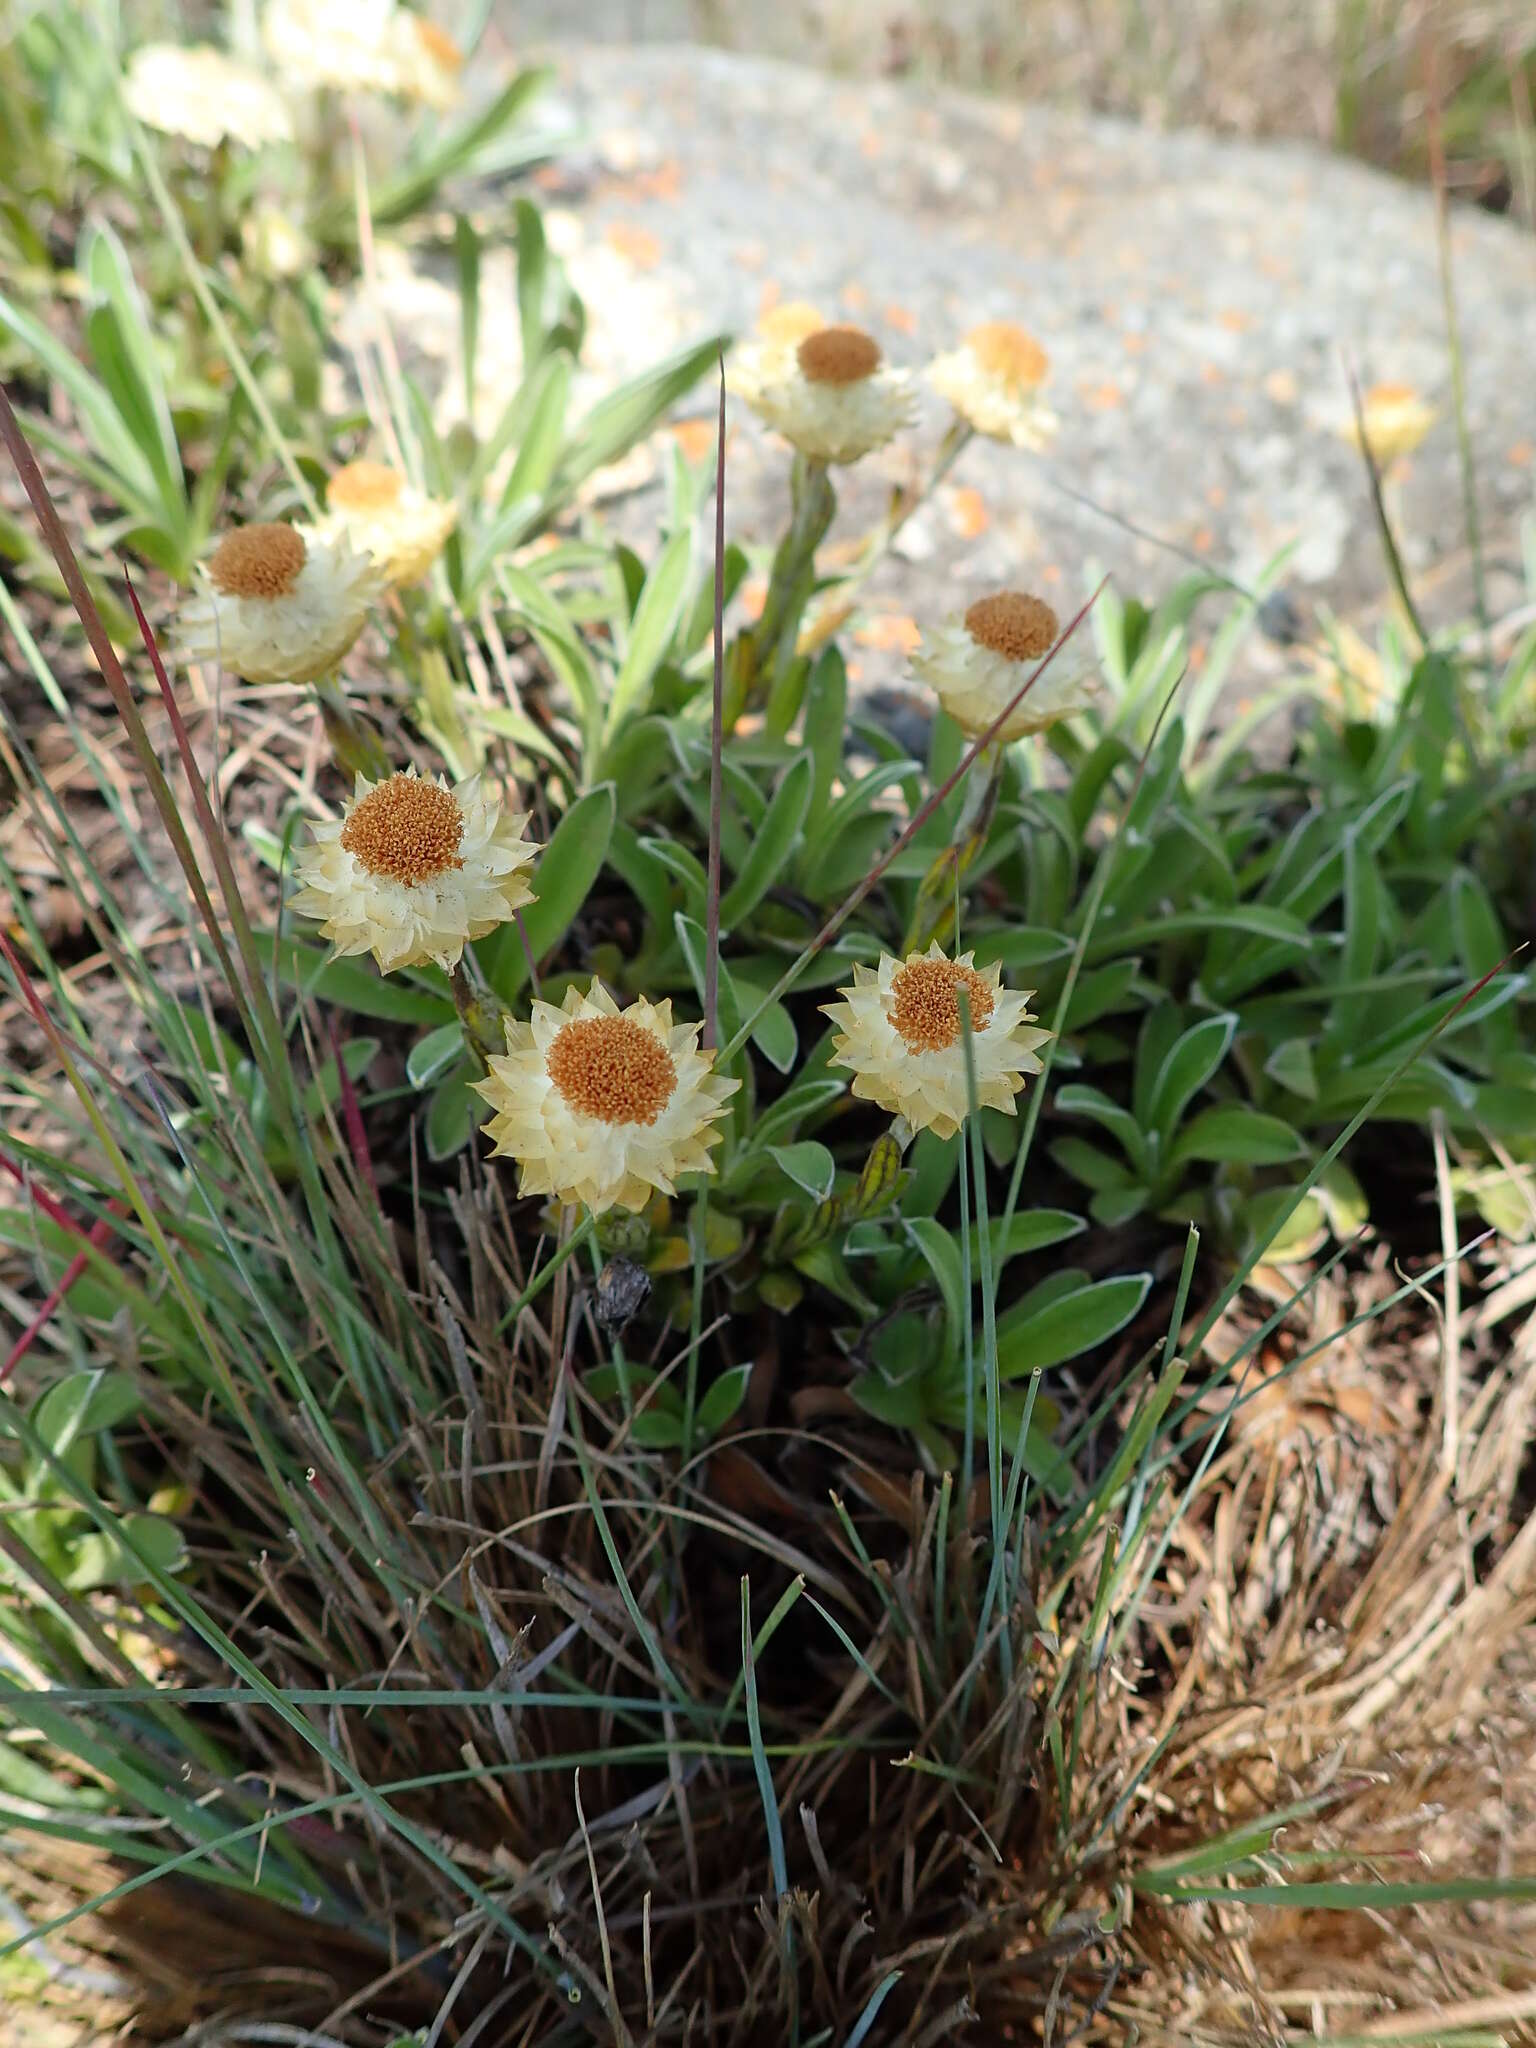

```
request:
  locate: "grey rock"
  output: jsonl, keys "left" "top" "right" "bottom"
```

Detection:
{"left": 479, "top": 35, "right": 1534, "bottom": 692}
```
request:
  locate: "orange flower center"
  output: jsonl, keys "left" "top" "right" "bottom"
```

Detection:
{"left": 328, "top": 459, "right": 406, "bottom": 513}
{"left": 1364, "top": 381, "right": 1419, "bottom": 409}
{"left": 963, "top": 592, "right": 1059, "bottom": 663}
{"left": 209, "top": 523, "right": 306, "bottom": 600}
{"left": 547, "top": 1015, "right": 677, "bottom": 1127}
{"left": 797, "top": 326, "right": 882, "bottom": 386}
{"left": 967, "top": 321, "right": 1049, "bottom": 390}
{"left": 340, "top": 774, "right": 464, "bottom": 884}
{"left": 888, "top": 959, "right": 995, "bottom": 1052}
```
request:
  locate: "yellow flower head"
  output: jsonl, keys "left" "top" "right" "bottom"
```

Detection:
{"left": 928, "top": 321, "right": 1057, "bottom": 448}
{"left": 911, "top": 591, "right": 1094, "bottom": 743}
{"left": 475, "top": 981, "right": 738, "bottom": 1214}
{"left": 177, "top": 523, "right": 383, "bottom": 684}
{"left": 1342, "top": 381, "right": 1436, "bottom": 468}
{"left": 124, "top": 44, "right": 294, "bottom": 151}
{"left": 824, "top": 946, "right": 1051, "bottom": 1141}
{"left": 291, "top": 768, "right": 539, "bottom": 973}
{"left": 730, "top": 323, "right": 916, "bottom": 464}
{"left": 756, "top": 301, "right": 827, "bottom": 351}
{"left": 723, "top": 304, "right": 830, "bottom": 399}
{"left": 315, "top": 460, "right": 458, "bottom": 587}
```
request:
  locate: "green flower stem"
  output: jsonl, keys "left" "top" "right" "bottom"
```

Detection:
{"left": 312, "top": 676, "right": 392, "bottom": 783}
{"left": 954, "top": 738, "right": 1004, "bottom": 842}
{"left": 448, "top": 960, "right": 511, "bottom": 1072}
{"left": 739, "top": 453, "right": 836, "bottom": 700}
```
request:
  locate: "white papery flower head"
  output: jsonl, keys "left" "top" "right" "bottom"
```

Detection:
{"left": 124, "top": 44, "right": 294, "bottom": 150}
{"left": 911, "top": 591, "right": 1094, "bottom": 743}
{"left": 290, "top": 769, "right": 539, "bottom": 973}
{"left": 928, "top": 321, "right": 1057, "bottom": 449}
{"left": 263, "top": 0, "right": 402, "bottom": 92}
{"left": 316, "top": 460, "right": 457, "bottom": 586}
{"left": 824, "top": 946, "right": 1051, "bottom": 1142}
{"left": 475, "top": 981, "right": 738, "bottom": 1215}
{"left": 178, "top": 524, "right": 382, "bottom": 684}
{"left": 731, "top": 324, "right": 916, "bottom": 465}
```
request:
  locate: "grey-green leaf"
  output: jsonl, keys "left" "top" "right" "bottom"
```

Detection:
{"left": 719, "top": 752, "right": 814, "bottom": 931}
{"left": 1145, "top": 1012, "right": 1238, "bottom": 1139}
{"left": 995, "top": 1272, "right": 1152, "bottom": 1379}
{"left": 768, "top": 1142, "right": 836, "bottom": 1201}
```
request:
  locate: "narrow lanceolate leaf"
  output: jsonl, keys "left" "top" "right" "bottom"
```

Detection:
{"left": 80, "top": 221, "right": 185, "bottom": 526}
{"left": 719, "top": 752, "right": 813, "bottom": 930}
{"left": 603, "top": 523, "right": 695, "bottom": 743}
{"left": 482, "top": 784, "right": 616, "bottom": 1002}
{"left": 555, "top": 333, "right": 730, "bottom": 500}
{"left": 1145, "top": 1012, "right": 1238, "bottom": 1139}
{"left": 995, "top": 1272, "right": 1152, "bottom": 1380}
{"left": 1170, "top": 1105, "right": 1306, "bottom": 1167}
{"left": 497, "top": 350, "right": 571, "bottom": 511}
{"left": 258, "top": 932, "right": 453, "bottom": 1025}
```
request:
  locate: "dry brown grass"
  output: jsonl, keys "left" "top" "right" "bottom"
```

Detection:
{"left": 1077, "top": 1248, "right": 1536, "bottom": 2043}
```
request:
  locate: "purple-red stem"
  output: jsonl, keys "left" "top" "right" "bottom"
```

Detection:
{"left": 3, "top": 1206, "right": 125, "bottom": 1384}
{"left": 327, "top": 1012, "right": 378, "bottom": 1204}
{"left": 702, "top": 359, "right": 726, "bottom": 1050}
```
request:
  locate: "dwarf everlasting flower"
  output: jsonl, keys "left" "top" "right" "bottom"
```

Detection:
{"left": 731, "top": 324, "right": 916, "bottom": 465}
{"left": 315, "top": 460, "right": 457, "bottom": 587}
{"left": 928, "top": 320, "right": 1057, "bottom": 448}
{"left": 124, "top": 44, "right": 293, "bottom": 150}
{"left": 1343, "top": 382, "right": 1436, "bottom": 467}
{"left": 178, "top": 523, "right": 382, "bottom": 685}
{"left": 263, "top": 0, "right": 402, "bottom": 92}
{"left": 475, "top": 982, "right": 737, "bottom": 1214}
{"left": 824, "top": 946, "right": 1051, "bottom": 1142}
{"left": 911, "top": 591, "right": 1093, "bottom": 742}
{"left": 291, "top": 768, "right": 539, "bottom": 973}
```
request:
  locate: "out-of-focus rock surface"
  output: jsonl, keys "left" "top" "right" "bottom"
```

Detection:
{"left": 462, "top": 34, "right": 1534, "bottom": 686}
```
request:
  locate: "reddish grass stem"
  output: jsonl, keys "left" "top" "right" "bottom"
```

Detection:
{"left": 702, "top": 358, "right": 727, "bottom": 1050}
{"left": 2, "top": 1205, "right": 126, "bottom": 1383}
{"left": 328, "top": 1012, "right": 379, "bottom": 1205}
{"left": 0, "top": 385, "right": 247, "bottom": 1016}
